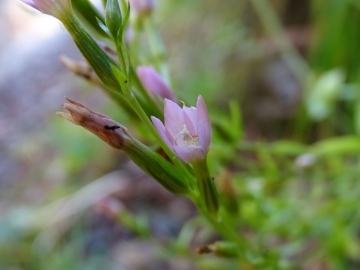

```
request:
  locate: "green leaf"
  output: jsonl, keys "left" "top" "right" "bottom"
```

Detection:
{"left": 310, "top": 136, "right": 360, "bottom": 156}
{"left": 72, "top": 0, "right": 108, "bottom": 38}
{"left": 269, "top": 140, "right": 308, "bottom": 155}
{"left": 119, "top": 1, "right": 131, "bottom": 42}
{"left": 105, "top": 0, "right": 122, "bottom": 40}
{"left": 64, "top": 15, "right": 120, "bottom": 90}
{"left": 96, "top": 17, "right": 110, "bottom": 36}
{"left": 305, "top": 69, "right": 345, "bottom": 121}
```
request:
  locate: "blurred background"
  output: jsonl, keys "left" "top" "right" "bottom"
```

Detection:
{"left": 1, "top": 0, "right": 360, "bottom": 269}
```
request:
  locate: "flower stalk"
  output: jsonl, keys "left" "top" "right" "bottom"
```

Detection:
{"left": 192, "top": 159, "right": 219, "bottom": 213}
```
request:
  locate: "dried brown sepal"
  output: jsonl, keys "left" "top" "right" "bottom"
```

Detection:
{"left": 57, "top": 97, "right": 130, "bottom": 149}
{"left": 60, "top": 55, "right": 102, "bottom": 85}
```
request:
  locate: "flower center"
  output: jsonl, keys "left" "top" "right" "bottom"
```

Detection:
{"left": 175, "top": 125, "right": 199, "bottom": 148}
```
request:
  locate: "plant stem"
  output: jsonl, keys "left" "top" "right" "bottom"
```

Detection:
{"left": 192, "top": 196, "right": 246, "bottom": 251}
{"left": 193, "top": 158, "right": 219, "bottom": 213}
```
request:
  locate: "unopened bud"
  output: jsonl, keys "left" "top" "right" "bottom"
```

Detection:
{"left": 137, "top": 66, "right": 177, "bottom": 102}
{"left": 57, "top": 97, "right": 131, "bottom": 149}
{"left": 60, "top": 55, "right": 102, "bottom": 86}
{"left": 129, "top": 0, "right": 156, "bottom": 17}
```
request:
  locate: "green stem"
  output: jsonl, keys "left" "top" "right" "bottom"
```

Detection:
{"left": 115, "top": 41, "right": 127, "bottom": 77}
{"left": 192, "top": 196, "right": 245, "bottom": 251}
{"left": 143, "top": 17, "right": 172, "bottom": 88}
{"left": 193, "top": 158, "right": 219, "bottom": 213}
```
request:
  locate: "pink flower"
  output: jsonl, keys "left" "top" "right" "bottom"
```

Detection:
{"left": 151, "top": 96, "right": 211, "bottom": 163}
{"left": 21, "top": 0, "right": 71, "bottom": 17}
{"left": 137, "top": 66, "right": 177, "bottom": 102}
{"left": 129, "top": 0, "right": 156, "bottom": 16}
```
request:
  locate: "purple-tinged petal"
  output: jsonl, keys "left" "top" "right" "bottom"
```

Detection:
{"left": 196, "top": 96, "right": 211, "bottom": 152}
{"left": 173, "top": 145, "right": 203, "bottom": 163}
{"left": 183, "top": 106, "right": 197, "bottom": 135}
{"left": 151, "top": 116, "right": 174, "bottom": 151}
{"left": 151, "top": 96, "right": 212, "bottom": 164}
{"left": 137, "top": 66, "right": 177, "bottom": 102}
{"left": 24, "top": 0, "right": 72, "bottom": 17}
{"left": 21, "top": 0, "right": 40, "bottom": 10}
{"left": 164, "top": 99, "right": 184, "bottom": 139}
{"left": 129, "top": 0, "right": 156, "bottom": 16}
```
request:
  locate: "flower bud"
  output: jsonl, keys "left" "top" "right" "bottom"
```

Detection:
{"left": 137, "top": 66, "right": 177, "bottom": 102}
{"left": 57, "top": 97, "right": 131, "bottom": 149}
{"left": 129, "top": 0, "right": 156, "bottom": 17}
{"left": 105, "top": 0, "right": 122, "bottom": 39}
{"left": 60, "top": 55, "right": 102, "bottom": 86}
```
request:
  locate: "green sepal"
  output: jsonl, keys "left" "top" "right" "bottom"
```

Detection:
{"left": 193, "top": 159, "right": 219, "bottom": 213}
{"left": 122, "top": 138, "right": 189, "bottom": 195}
{"left": 96, "top": 17, "right": 111, "bottom": 36}
{"left": 111, "top": 64, "right": 129, "bottom": 95}
{"left": 105, "top": 0, "right": 122, "bottom": 40}
{"left": 64, "top": 15, "right": 120, "bottom": 90}
{"left": 119, "top": 1, "right": 131, "bottom": 42}
{"left": 119, "top": 43, "right": 131, "bottom": 77}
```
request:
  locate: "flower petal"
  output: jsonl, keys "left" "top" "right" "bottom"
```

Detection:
{"left": 151, "top": 116, "right": 174, "bottom": 151}
{"left": 196, "top": 96, "right": 211, "bottom": 152}
{"left": 21, "top": 0, "right": 40, "bottom": 10}
{"left": 183, "top": 106, "right": 197, "bottom": 135}
{"left": 173, "top": 145, "right": 204, "bottom": 163}
{"left": 137, "top": 66, "right": 177, "bottom": 102}
{"left": 164, "top": 99, "right": 184, "bottom": 139}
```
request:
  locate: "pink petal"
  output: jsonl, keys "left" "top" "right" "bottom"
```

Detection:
{"left": 151, "top": 116, "right": 173, "bottom": 150}
{"left": 196, "top": 96, "right": 211, "bottom": 152}
{"left": 21, "top": 0, "right": 40, "bottom": 10}
{"left": 164, "top": 99, "right": 184, "bottom": 139}
{"left": 173, "top": 144, "right": 204, "bottom": 163}
{"left": 137, "top": 66, "right": 177, "bottom": 102}
{"left": 183, "top": 106, "right": 197, "bottom": 135}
